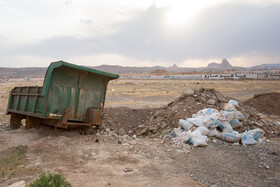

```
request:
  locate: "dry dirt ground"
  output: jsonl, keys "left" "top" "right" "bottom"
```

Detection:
{"left": 0, "top": 80, "right": 280, "bottom": 187}
{"left": 105, "top": 79, "right": 280, "bottom": 108}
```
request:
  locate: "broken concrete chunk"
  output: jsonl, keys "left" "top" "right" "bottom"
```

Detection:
{"left": 117, "top": 128, "right": 126, "bottom": 136}
{"left": 207, "top": 99, "right": 216, "bottom": 105}
{"left": 136, "top": 125, "right": 148, "bottom": 135}
{"left": 215, "top": 92, "right": 229, "bottom": 103}
{"left": 161, "top": 121, "right": 168, "bottom": 129}
{"left": 148, "top": 126, "right": 158, "bottom": 133}
{"left": 8, "top": 181, "right": 25, "bottom": 187}
{"left": 183, "top": 89, "right": 195, "bottom": 96}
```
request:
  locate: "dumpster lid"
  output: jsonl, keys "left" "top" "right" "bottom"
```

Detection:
{"left": 48, "top": 61, "right": 119, "bottom": 79}
{"left": 41, "top": 61, "right": 119, "bottom": 96}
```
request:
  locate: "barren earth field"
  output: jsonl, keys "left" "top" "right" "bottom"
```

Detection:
{"left": 0, "top": 79, "right": 279, "bottom": 187}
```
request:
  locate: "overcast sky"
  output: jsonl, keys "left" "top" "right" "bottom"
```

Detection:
{"left": 0, "top": 0, "right": 280, "bottom": 67}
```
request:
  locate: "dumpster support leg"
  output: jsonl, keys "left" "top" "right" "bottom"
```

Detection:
{"left": 62, "top": 107, "right": 71, "bottom": 128}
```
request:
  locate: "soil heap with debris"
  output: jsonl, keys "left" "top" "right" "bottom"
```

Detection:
{"left": 244, "top": 92, "right": 280, "bottom": 116}
{"left": 134, "top": 88, "right": 279, "bottom": 138}
{"left": 102, "top": 107, "right": 157, "bottom": 136}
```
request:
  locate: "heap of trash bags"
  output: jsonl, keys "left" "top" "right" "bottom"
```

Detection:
{"left": 166, "top": 100, "right": 264, "bottom": 147}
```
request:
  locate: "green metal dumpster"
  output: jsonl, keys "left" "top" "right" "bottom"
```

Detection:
{"left": 7, "top": 61, "right": 119, "bottom": 129}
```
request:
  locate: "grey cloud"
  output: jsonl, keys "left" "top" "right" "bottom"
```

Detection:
{"left": 80, "top": 19, "right": 92, "bottom": 24}
{"left": 64, "top": 0, "right": 73, "bottom": 5}
{"left": 14, "top": 2, "right": 280, "bottom": 61}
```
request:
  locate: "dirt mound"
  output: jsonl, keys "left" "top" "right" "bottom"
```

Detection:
{"left": 134, "top": 88, "right": 228, "bottom": 136}
{"left": 102, "top": 89, "right": 279, "bottom": 138}
{"left": 133, "top": 88, "right": 279, "bottom": 138}
{"left": 244, "top": 92, "right": 280, "bottom": 116}
{"left": 102, "top": 107, "right": 157, "bottom": 136}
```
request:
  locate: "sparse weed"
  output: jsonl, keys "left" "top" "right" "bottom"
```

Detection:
{"left": 29, "top": 172, "right": 72, "bottom": 187}
{"left": 0, "top": 145, "right": 27, "bottom": 181}
{"left": 158, "top": 131, "right": 170, "bottom": 138}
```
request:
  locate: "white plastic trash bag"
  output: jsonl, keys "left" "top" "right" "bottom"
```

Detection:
{"left": 230, "top": 119, "right": 243, "bottom": 129}
{"left": 242, "top": 131, "right": 258, "bottom": 145}
{"left": 179, "top": 119, "right": 193, "bottom": 131}
{"left": 228, "top": 99, "right": 239, "bottom": 106}
{"left": 204, "top": 118, "right": 222, "bottom": 129}
{"left": 193, "top": 126, "right": 210, "bottom": 136}
{"left": 235, "top": 111, "right": 245, "bottom": 121}
{"left": 194, "top": 108, "right": 219, "bottom": 118}
{"left": 241, "top": 128, "right": 264, "bottom": 145}
{"left": 223, "top": 111, "right": 237, "bottom": 122}
{"left": 186, "top": 118, "right": 204, "bottom": 127}
{"left": 249, "top": 128, "right": 264, "bottom": 140}
{"left": 220, "top": 131, "right": 242, "bottom": 143}
{"left": 208, "top": 128, "right": 221, "bottom": 137}
{"left": 174, "top": 130, "right": 191, "bottom": 143}
{"left": 209, "top": 112, "right": 226, "bottom": 121}
{"left": 189, "top": 130, "right": 208, "bottom": 147}
{"left": 170, "top": 127, "right": 184, "bottom": 138}
{"left": 218, "top": 122, "right": 233, "bottom": 132}
{"left": 223, "top": 103, "right": 235, "bottom": 111}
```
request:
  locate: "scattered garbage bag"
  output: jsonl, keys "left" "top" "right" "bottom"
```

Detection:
{"left": 170, "top": 129, "right": 176, "bottom": 138}
{"left": 228, "top": 99, "right": 239, "bottom": 106}
{"left": 218, "top": 122, "right": 233, "bottom": 132}
{"left": 179, "top": 119, "right": 193, "bottom": 131}
{"left": 223, "top": 103, "right": 235, "bottom": 111}
{"left": 170, "top": 127, "right": 184, "bottom": 138}
{"left": 242, "top": 131, "right": 258, "bottom": 145}
{"left": 204, "top": 118, "right": 222, "bottom": 129}
{"left": 168, "top": 99, "right": 265, "bottom": 148}
{"left": 163, "top": 134, "right": 173, "bottom": 142}
{"left": 241, "top": 128, "right": 264, "bottom": 145}
{"left": 235, "top": 111, "right": 245, "bottom": 121}
{"left": 223, "top": 123, "right": 234, "bottom": 132}
{"left": 220, "top": 131, "right": 242, "bottom": 143}
{"left": 189, "top": 131, "right": 208, "bottom": 147}
{"left": 174, "top": 130, "right": 191, "bottom": 143}
{"left": 209, "top": 112, "right": 226, "bottom": 121}
{"left": 223, "top": 111, "right": 237, "bottom": 122}
{"left": 186, "top": 118, "right": 204, "bottom": 127}
{"left": 249, "top": 128, "right": 264, "bottom": 140}
{"left": 195, "top": 108, "right": 219, "bottom": 117}
{"left": 193, "top": 126, "right": 210, "bottom": 136}
{"left": 208, "top": 128, "right": 221, "bottom": 137}
{"left": 230, "top": 119, "right": 243, "bottom": 129}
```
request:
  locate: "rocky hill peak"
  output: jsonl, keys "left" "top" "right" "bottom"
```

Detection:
{"left": 207, "top": 59, "right": 233, "bottom": 69}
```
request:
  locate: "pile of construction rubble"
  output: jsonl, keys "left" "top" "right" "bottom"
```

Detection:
{"left": 135, "top": 88, "right": 279, "bottom": 139}
{"left": 166, "top": 100, "right": 264, "bottom": 147}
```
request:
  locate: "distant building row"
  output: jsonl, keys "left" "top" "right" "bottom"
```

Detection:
{"left": 121, "top": 70, "right": 280, "bottom": 80}
{"left": 1, "top": 70, "right": 280, "bottom": 82}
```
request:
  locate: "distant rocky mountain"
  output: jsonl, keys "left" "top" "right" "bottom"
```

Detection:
{"left": 250, "top": 64, "right": 280, "bottom": 70}
{"left": 0, "top": 60, "right": 279, "bottom": 78}
{"left": 92, "top": 64, "right": 196, "bottom": 74}
{"left": 207, "top": 59, "right": 233, "bottom": 69}
{"left": 0, "top": 67, "right": 47, "bottom": 78}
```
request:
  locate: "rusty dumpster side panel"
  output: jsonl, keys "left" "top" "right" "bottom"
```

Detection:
{"left": 7, "top": 86, "right": 46, "bottom": 118}
{"left": 46, "top": 66, "right": 110, "bottom": 122}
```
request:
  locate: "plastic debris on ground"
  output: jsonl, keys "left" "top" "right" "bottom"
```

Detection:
{"left": 242, "top": 128, "right": 264, "bottom": 145}
{"left": 166, "top": 100, "right": 265, "bottom": 148}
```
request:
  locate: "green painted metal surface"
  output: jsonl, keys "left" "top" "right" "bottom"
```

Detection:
{"left": 7, "top": 61, "right": 119, "bottom": 121}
